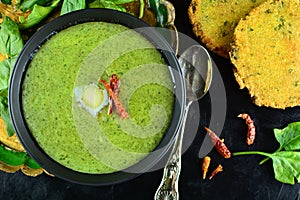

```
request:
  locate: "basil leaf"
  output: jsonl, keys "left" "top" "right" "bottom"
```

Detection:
{"left": 274, "top": 122, "right": 300, "bottom": 151}
{"left": 18, "top": 0, "right": 61, "bottom": 29}
{"left": 61, "top": 0, "right": 86, "bottom": 16}
{"left": 269, "top": 151, "right": 300, "bottom": 184}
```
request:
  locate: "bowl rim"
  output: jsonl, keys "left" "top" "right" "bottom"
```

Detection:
{"left": 9, "top": 8, "right": 186, "bottom": 186}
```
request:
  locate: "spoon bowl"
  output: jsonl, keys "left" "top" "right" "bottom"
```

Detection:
{"left": 179, "top": 45, "right": 212, "bottom": 102}
{"left": 154, "top": 45, "right": 213, "bottom": 199}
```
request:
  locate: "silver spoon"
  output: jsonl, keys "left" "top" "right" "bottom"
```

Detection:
{"left": 154, "top": 45, "right": 213, "bottom": 200}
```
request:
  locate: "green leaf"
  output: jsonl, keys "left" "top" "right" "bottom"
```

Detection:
{"left": 0, "top": 61, "right": 10, "bottom": 91}
{"left": 0, "top": 17, "right": 23, "bottom": 136}
{"left": 109, "top": 0, "right": 137, "bottom": 4}
{"left": 61, "top": 0, "right": 86, "bottom": 16}
{"left": 88, "top": 0, "right": 126, "bottom": 12}
{"left": 0, "top": 145, "right": 41, "bottom": 169}
{"left": 1, "top": 0, "right": 12, "bottom": 4}
{"left": 269, "top": 151, "right": 300, "bottom": 184}
{"left": 274, "top": 122, "right": 300, "bottom": 151}
{"left": 148, "top": 0, "right": 168, "bottom": 27}
{"left": 19, "top": 0, "right": 55, "bottom": 11}
{"left": 0, "top": 96, "right": 15, "bottom": 137}
{"left": 19, "top": 0, "right": 40, "bottom": 11}
{"left": 0, "top": 145, "right": 27, "bottom": 166}
{"left": 18, "top": 0, "right": 61, "bottom": 29}
{"left": 25, "top": 156, "right": 41, "bottom": 169}
{"left": 0, "top": 17, "right": 24, "bottom": 82}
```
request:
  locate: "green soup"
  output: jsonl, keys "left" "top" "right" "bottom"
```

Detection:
{"left": 22, "top": 22, "right": 174, "bottom": 173}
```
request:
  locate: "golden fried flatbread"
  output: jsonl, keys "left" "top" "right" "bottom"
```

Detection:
{"left": 0, "top": 161, "right": 20, "bottom": 173}
{"left": 0, "top": 118, "right": 49, "bottom": 176}
{"left": 188, "top": 0, "right": 266, "bottom": 58}
{"left": 21, "top": 165, "right": 44, "bottom": 177}
{"left": 0, "top": 160, "right": 45, "bottom": 177}
{"left": 230, "top": 0, "right": 300, "bottom": 109}
{"left": 0, "top": 118, "right": 24, "bottom": 152}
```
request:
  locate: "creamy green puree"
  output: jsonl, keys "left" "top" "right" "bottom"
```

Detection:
{"left": 22, "top": 22, "right": 174, "bottom": 173}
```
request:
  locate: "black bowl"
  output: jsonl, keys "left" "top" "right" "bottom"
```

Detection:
{"left": 9, "top": 8, "right": 185, "bottom": 186}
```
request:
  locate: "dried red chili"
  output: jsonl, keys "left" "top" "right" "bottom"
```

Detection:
{"left": 209, "top": 164, "right": 223, "bottom": 180}
{"left": 99, "top": 79, "right": 128, "bottom": 119}
{"left": 108, "top": 74, "right": 120, "bottom": 114}
{"left": 202, "top": 156, "right": 211, "bottom": 179}
{"left": 238, "top": 113, "right": 256, "bottom": 145}
{"left": 205, "top": 127, "right": 231, "bottom": 159}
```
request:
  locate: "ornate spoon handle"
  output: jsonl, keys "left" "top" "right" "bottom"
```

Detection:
{"left": 154, "top": 101, "right": 192, "bottom": 200}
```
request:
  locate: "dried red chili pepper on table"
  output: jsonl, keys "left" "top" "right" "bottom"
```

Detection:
{"left": 205, "top": 127, "right": 231, "bottom": 158}
{"left": 202, "top": 156, "right": 211, "bottom": 179}
{"left": 209, "top": 164, "right": 223, "bottom": 180}
{"left": 99, "top": 79, "right": 128, "bottom": 119}
{"left": 238, "top": 113, "right": 256, "bottom": 145}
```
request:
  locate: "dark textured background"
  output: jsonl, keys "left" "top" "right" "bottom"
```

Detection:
{"left": 1, "top": 0, "right": 300, "bottom": 199}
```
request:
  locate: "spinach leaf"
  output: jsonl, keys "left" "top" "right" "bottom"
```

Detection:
{"left": 233, "top": 121, "right": 300, "bottom": 185}
{"left": 89, "top": 0, "right": 125, "bottom": 12}
{"left": 18, "top": 0, "right": 61, "bottom": 29}
{"left": 88, "top": 0, "right": 122, "bottom": 12}
{"left": 88, "top": 0, "right": 138, "bottom": 13}
{"left": 61, "top": 0, "right": 86, "bottom": 16}
{"left": 274, "top": 122, "right": 300, "bottom": 151}
{"left": 0, "top": 17, "right": 23, "bottom": 137}
{"left": 19, "top": 0, "right": 56, "bottom": 11}
{"left": 0, "top": 17, "right": 24, "bottom": 87}
{"left": 19, "top": 0, "right": 40, "bottom": 11}
{"left": 270, "top": 151, "right": 300, "bottom": 184}
{"left": 234, "top": 150, "right": 300, "bottom": 184}
{"left": 108, "top": 0, "right": 137, "bottom": 4}
{"left": 0, "top": 96, "right": 15, "bottom": 137}
{"left": 260, "top": 121, "right": 300, "bottom": 164}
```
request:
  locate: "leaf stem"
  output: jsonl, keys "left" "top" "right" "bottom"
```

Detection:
{"left": 233, "top": 151, "right": 271, "bottom": 158}
{"left": 259, "top": 146, "right": 283, "bottom": 165}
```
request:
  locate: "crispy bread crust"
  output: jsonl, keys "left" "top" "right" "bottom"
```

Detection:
{"left": 230, "top": 0, "right": 300, "bottom": 108}
{"left": 188, "top": 0, "right": 266, "bottom": 58}
{"left": 188, "top": 0, "right": 229, "bottom": 58}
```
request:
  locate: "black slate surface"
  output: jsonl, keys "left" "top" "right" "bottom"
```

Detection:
{"left": 1, "top": 0, "right": 300, "bottom": 199}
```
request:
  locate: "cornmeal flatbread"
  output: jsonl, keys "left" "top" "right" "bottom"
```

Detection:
{"left": 0, "top": 118, "right": 47, "bottom": 176}
{"left": 0, "top": 118, "right": 24, "bottom": 152}
{"left": 188, "top": 0, "right": 266, "bottom": 58}
{"left": 230, "top": 0, "right": 300, "bottom": 109}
